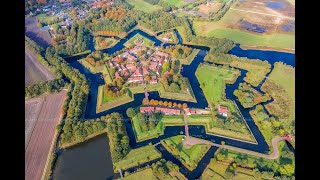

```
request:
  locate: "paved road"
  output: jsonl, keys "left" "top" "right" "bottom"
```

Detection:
{"left": 183, "top": 109, "right": 190, "bottom": 137}
{"left": 230, "top": 7, "right": 295, "bottom": 20}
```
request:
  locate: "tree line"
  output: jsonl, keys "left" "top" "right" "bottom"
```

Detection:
{"left": 60, "top": 116, "right": 108, "bottom": 146}
{"left": 106, "top": 112, "right": 130, "bottom": 162}
{"left": 45, "top": 47, "right": 90, "bottom": 120}
{"left": 25, "top": 79, "right": 68, "bottom": 98}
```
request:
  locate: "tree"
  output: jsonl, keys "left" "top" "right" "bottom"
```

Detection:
{"left": 145, "top": 75, "right": 151, "bottom": 82}
{"left": 126, "top": 108, "right": 136, "bottom": 118}
{"left": 159, "top": 101, "right": 163, "bottom": 106}
{"left": 168, "top": 102, "right": 173, "bottom": 107}
{"left": 150, "top": 99, "right": 155, "bottom": 105}
{"left": 279, "top": 164, "right": 295, "bottom": 177}
{"left": 182, "top": 103, "right": 188, "bottom": 109}
{"left": 163, "top": 101, "right": 168, "bottom": 107}
{"left": 142, "top": 98, "right": 149, "bottom": 105}
{"left": 170, "top": 83, "right": 180, "bottom": 93}
{"left": 173, "top": 102, "right": 177, "bottom": 107}
{"left": 177, "top": 103, "right": 182, "bottom": 108}
{"left": 154, "top": 100, "right": 159, "bottom": 106}
{"left": 137, "top": 50, "right": 143, "bottom": 57}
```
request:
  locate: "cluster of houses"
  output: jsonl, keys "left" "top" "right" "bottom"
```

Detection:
{"left": 109, "top": 46, "right": 171, "bottom": 85}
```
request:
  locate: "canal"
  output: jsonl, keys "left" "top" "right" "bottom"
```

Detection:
{"left": 54, "top": 29, "right": 295, "bottom": 179}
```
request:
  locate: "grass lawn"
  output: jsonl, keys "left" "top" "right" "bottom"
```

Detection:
{"left": 114, "top": 145, "right": 162, "bottom": 171}
{"left": 79, "top": 60, "right": 113, "bottom": 84}
{"left": 123, "top": 168, "right": 157, "bottom": 180}
{"left": 36, "top": 13, "right": 58, "bottom": 24}
{"left": 180, "top": 49, "right": 200, "bottom": 65}
{"left": 261, "top": 62, "right": 295, "bottom": 135}
{"left": 163, "top": 0, "right": 187, "bottom": 7}
{"left": 193, "top": 21, "right": 295, "bottom": 50}
{"left": 195, "top": 63, "right": 240, "bottom": 104}
{"left": 161, "top": 135, "right": 211, "bottom": 171}
{"left": 125, "top": 0, "right": 162, "bottom": 13}
{"left": 96, "top": 86, "right": 133, "bottom": 113}
{"left": 124, "top": 33, "right": 155, "bottom": 48}
{"left": 128, "top": 82, "right": 196, "bottom": 102}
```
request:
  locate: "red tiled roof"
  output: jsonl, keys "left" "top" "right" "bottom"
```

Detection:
{"left": 127, "top": 53, "right": 136, "bottom": 60}
{"left": 155, "top": 51, "right": 169, "bottom": 58}
{"left": 115, "top": 72, "right": 120, "bottom": 78}
{"left": 143, "top": 68, "right": 149, "bottom": 75}
{"left": 126, "top": 63, "right": 135, "bottom": 69}
{"left": 150, "top": 79, "right": 157, "bottom": 84}
{"left": 140, "top": 107, "right": 155, "bottom": 113}
{"left": 218, "top": 105, "right": 228, "bottom": 113}
{"left": 128, "top": 76, "right": 143, "bottom": 82}
{"left": 155, "top": 107, "right": 180, "bottom": 115}
{"left": 151, "top": 75, "right": 157, "bottom": 80}
{"left": 150, "top": 64, "right": 157, "bottom": 71}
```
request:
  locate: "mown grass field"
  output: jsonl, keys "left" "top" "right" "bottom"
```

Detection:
{"left": 195, "top": 64, "right": 240, "bottom": 104}
{"left": 123, "top": 168, "right": 157, "bottom": 180}
{"left": 193, "top": 21, "right": 295, "bottom": 50}
{"left": 114, "top": 145, "right": 162, "bottom": 171}
{"left": 36, "top": 13, "right": 58, "bottom": 24}
{"left": 124, "top": 33, "right": 155, "bottom": 48}
{"left": 125, "top": 0, "right": 162, "bottom": 13}
{"left": 163, "top": 0, "right": 187, "bottom": 7}
{"left": 161, "top": 135, "right": 211, "bottom": 170}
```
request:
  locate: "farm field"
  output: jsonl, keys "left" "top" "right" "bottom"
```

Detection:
{"left": 25, "top": 46, "right": 55, "bottom": 86}
{"left": 25, "top": 90, "right": 66, "bottom": 180}
{"left": 192, "top": 0, "right": 295, "bottom": 51}
{"left": 261, "top": 62, "right": 295, "bottom": 135}
{"left": 114, "top": 145, "right": 162, "bottom": 171}
{"left": 193, "top": 21, "right": 295, "bottom": 50}
{"left": 125, "top": 0, "right": 162, "bottom": 13}
{"left": 163, "top": 0, "right": 187, "bottom": 7}
{"left": 197, "top": 1, "right": 223, "bottom": 14}
{"left": 25, "top": 17, "right": 52, "bottom": 48}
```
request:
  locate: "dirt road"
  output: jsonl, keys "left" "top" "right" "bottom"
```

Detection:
{"left": 25, "top": 90, "right": 66, "bottom": 180}
{"left": 25, "top": 46, "right": 55, "bottom": 86}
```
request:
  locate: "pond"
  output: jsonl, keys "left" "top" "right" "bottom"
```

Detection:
{"left": 53, "top": 134, "right": 120, "bottom": 180}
